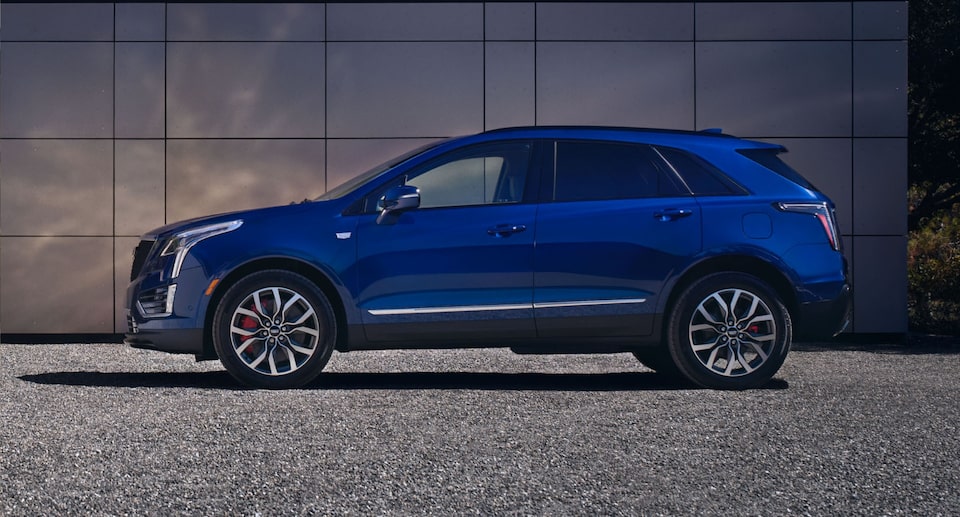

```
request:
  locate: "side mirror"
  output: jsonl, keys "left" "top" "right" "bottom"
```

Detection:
{"left": 376, "top": 185, "right": 420, "bottom": 224}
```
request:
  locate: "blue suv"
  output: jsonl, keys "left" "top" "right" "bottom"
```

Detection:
{"left": 125, "top": 127, "right": 851, "bottom": 389}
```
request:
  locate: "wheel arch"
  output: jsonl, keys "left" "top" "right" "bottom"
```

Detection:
{"left": 662, "top": 254, "right": 798, "bottom": 339}
{"left": 201, "top": 257, "right": 349, "bottom": 359}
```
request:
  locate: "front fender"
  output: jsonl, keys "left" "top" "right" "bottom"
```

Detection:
{"left": 189, "top": 215, "right": 362, "bottom": 328}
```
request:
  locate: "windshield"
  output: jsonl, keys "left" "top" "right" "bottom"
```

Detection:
{"left": 314, "top": 140, "right": 447, "bottom": 201}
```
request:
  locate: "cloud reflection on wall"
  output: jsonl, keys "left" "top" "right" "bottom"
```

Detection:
{"left": 0, "top": 43, "right": 112, "bottom": 138}
{"left": 167, "top": 42, "right": 325, "bottom": 138}
{"left": 1, "top": 237, "right": 114, "bottom": 333}
{"left": 1, "top": 140, "right": 113, "bottom": 236}
{"left": 166, "top": 140, "right": 324, "bottom": 222}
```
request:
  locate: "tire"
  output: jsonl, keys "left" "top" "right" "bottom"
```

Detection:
{"left": 666, "top": 272, "right": 791, "bottom": 390}
{"left": 213, "top": 270, "right": 336, "bottom": 389}
{"left": 632, "top": 349, "right": 683, "bottom": 378}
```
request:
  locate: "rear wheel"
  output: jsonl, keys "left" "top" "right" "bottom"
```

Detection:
{"left": 213, "top": 270, "right": 336, "bottom": 389}
{"left": 667, "top": 272, "right": 791, "bottom": 389}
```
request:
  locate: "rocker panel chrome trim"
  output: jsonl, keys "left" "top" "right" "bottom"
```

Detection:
{"left": 534, "top": 298, "right": 647, "bottom": 309}
{"left": 367, "top": 304, "right": 530, "bottom": 316}
{"left": 367, "top": 298, "right": 647, "bottom": 316}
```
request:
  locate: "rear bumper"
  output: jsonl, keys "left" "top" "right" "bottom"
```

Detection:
{"left": 794, "top": 283, "right": 852, "bottom": 340}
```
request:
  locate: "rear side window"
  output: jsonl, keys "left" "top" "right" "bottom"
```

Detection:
{"left": 553, "top": 141, "right": 684, "bottom": 202}
{"left": 737, "top": 148, "right": 818, "bottom": 191}
{"left": 656, "top": 147, "right": 745, "bottom": 196}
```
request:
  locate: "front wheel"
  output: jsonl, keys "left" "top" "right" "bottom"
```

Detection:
{"left": 667, "top": 272, "right": 792, "bottom": 390}
{"left": 213, "top": 270, "right": 337, "bottom": 389}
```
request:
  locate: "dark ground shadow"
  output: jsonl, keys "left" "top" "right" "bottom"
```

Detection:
{"left": 794, "top": 338, "right": 960, "bottom": 355}
{"left": 18, "top": 370, "right": 790, "bottom": 391}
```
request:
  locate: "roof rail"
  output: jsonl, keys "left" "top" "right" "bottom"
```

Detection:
{"left": 483, "top": 125, "right": 736, "bottom": 138}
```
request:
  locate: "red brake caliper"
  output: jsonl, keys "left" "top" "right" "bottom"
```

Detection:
{"left": 240, "top": 304, "right": 260, "bottom": 354}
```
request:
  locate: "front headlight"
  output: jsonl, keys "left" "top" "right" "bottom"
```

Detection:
{"left": 160, "top": 220, "right": 243, "bottom": 278}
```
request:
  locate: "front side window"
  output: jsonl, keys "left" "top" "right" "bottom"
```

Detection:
{"left": 378, "top": 142, "right": 532, "bottom": 211}
{"left": 552, "top": 140, "right": 684, "bottom": 202}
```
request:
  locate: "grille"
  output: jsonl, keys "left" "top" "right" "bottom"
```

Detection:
{"left": 130, "top": 240, "right": 155, "bottom": 281}
{"left": 138, "top": 285, "right": 176, "bottom": 317}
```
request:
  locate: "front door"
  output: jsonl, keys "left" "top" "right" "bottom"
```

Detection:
{"left": 356, "top": 141, "right": 538, "bottom": 343}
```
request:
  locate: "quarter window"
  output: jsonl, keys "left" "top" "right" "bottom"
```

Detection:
{"left": 553, "top": 141, "right": 684, "bottom": 202}
{"left": 737, "top": 148, "right": 818, "bottom": 192}
{"left": 657, "top": 146, "right": 745, "bottom": 196}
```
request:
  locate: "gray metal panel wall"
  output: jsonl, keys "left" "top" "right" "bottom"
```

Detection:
{"left": 0, "top": 2, "right": 909, "bottom": 334}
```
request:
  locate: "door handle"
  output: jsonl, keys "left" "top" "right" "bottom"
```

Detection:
{"left": 653, "top": 208, "right": 694, "bottom": 222}
{"left": 487, "top": 224, "right": 527, "bottom": 237}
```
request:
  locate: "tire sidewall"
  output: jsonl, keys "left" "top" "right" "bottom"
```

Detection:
{"left": 632, "top": 349, "right": 685, "bottom": 380}
{"left": 667, "top": 272, "right": 791, "bottom": 390}
{"left": 213, "top": 270, "right": 336, "bottom": 389}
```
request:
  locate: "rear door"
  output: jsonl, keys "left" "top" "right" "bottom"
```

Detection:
{"left": 533, "top": 140, "right": 702, "bottom": 338}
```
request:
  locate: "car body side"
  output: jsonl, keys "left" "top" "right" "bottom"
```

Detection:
{"left": 124, "top": 127, "right": 850, "bottom": 360}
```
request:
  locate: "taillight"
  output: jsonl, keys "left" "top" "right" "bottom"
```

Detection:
{"left": 776, "top": 202, "right": 841, "bottom": 251}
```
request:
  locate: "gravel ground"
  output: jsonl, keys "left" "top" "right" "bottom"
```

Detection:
{"left": 1, "top": 341, "right": 958, "bottom": 516}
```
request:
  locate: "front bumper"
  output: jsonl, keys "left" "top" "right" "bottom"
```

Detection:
{"left": 125, "top": 324, "right": 205, "bottom": 355}
{"left": 125, "top": 264, "right": 210, "bottom": 355}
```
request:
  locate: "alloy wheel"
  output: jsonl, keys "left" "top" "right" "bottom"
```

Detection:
{"left": 687, "top": 288, "right": 777, "bottom": 377}
{"left": 229, "top": 286, "right": 321, "bottom": 376}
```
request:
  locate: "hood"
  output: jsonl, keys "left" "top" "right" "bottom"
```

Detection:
{"left": 140, "top": 200, "right": 328, "bottom": 241}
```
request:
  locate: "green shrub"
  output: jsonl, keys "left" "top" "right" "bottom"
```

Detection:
{"left": 908, "top": 200, "right": 960, "bottom": 334}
